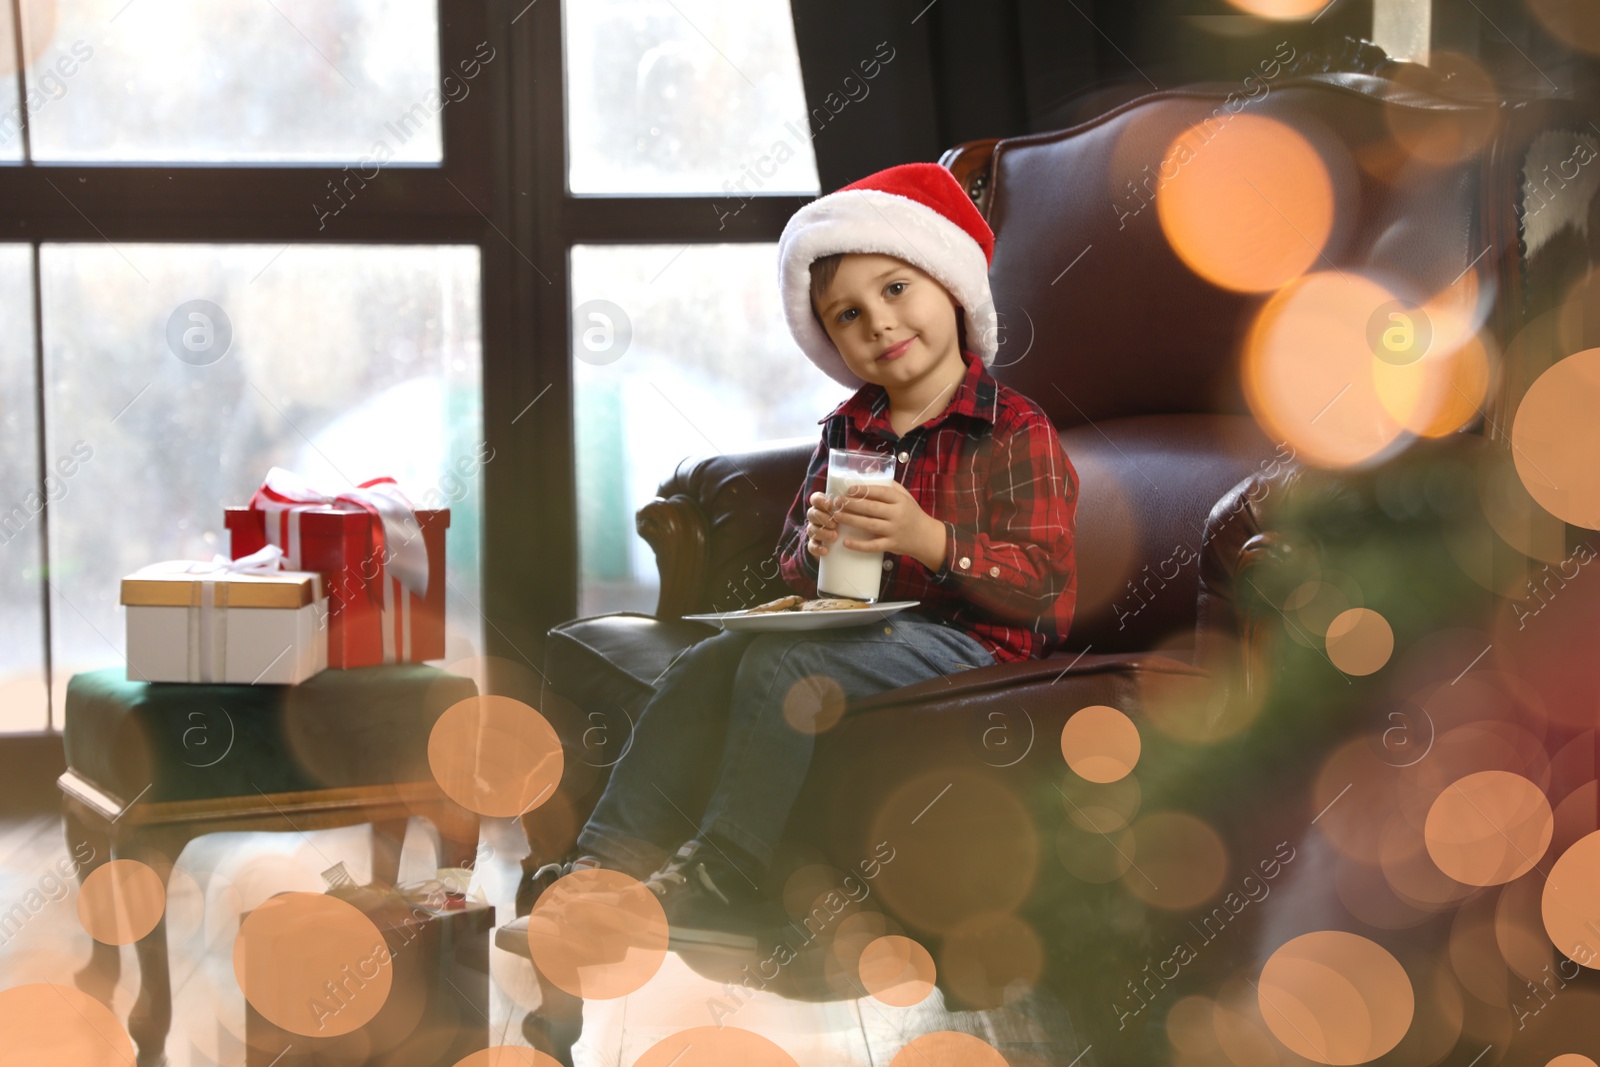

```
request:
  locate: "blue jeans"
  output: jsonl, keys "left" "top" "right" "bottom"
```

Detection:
{"left": 576, "top": 610, "right": 995, "bottom": 880}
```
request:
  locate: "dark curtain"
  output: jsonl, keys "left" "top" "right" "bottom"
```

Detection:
{"left": 788, "top": 0, "right": 1374, "bottom": 189}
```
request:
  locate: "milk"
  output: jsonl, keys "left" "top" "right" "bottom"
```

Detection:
{"left": 817, "top": 460, "right": 897, "bottom": 601}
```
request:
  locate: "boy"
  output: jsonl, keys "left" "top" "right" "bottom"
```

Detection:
{"left": 528, "top": 162, "right": 1078, "bottom": 952}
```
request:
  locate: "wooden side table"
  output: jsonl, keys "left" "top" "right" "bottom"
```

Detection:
{"left": 58, "top": 665, "right": 480, "bottom": 1066}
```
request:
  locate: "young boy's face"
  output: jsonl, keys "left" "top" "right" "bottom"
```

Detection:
{"left": 814, "top": 253, "right": 963, "bottom": 392}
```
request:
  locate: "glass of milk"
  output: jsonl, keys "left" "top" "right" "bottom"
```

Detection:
{"left": 817, "top": 448, "right": 898, "bottom": 601}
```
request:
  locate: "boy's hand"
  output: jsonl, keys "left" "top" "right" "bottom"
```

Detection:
{"left": 830, "top": 483, "right": 948, "bottom": 572}
{"left": 804, "top": 492, "right": 842, "bottom": 559}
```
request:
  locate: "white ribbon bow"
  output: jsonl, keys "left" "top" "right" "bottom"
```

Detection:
{"left": 248, "top": 467, "right": 429, "bottom": 598}
{"left": 139, "top": 543, "right": 289, "bottom": 577}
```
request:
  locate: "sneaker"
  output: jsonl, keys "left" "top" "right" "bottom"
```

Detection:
{"left": 643, "top": 839, "right": 763, "bottom": 954}
{"left": 515, "top": 852, "right": 601, "bottom": 917}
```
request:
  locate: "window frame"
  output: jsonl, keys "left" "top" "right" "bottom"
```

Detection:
{"left": 0, "top": 0, "right": 817, "bottom": 759}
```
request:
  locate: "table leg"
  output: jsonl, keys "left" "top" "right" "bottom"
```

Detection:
{"left": 64, "top": 809, "right": 120, "bottom": 1006}
{"left": 124, "top": 830, "right": 186, "bottom": 1067}
{"left": 371, "top": 818, "right": 408, "bottom": 888}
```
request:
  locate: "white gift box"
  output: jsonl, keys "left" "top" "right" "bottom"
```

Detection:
{"left": 121, "top": 559, "right": 328, "bottom": 685}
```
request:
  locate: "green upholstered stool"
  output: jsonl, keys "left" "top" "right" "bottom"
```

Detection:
{"left": 58, "top": 665, "right": 480, "bottom": 1067}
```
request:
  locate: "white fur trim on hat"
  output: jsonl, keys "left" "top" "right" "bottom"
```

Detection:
{"left": 777, "top": 188, "right": 998, "bottom": 387}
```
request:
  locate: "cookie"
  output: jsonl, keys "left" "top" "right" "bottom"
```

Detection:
{"left": 742, "top": 595, "right": 804, "bottom": 614}
{"left": 800, "top": 597, "right": 872, "bottom": 611}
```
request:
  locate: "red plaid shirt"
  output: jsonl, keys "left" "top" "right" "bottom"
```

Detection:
{"left": 777, "top": 349, "right": 1078, "bottom": 664}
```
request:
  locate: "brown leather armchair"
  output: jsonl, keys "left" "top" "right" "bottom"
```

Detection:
{"left": 521, "top": 68, "right": 1580, "bottom": 1063}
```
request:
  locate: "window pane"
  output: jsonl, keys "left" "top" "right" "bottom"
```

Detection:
{"left": 571, "top": 243, "right": 852, "bottom": 615}
{"left": 41, "top": 244, "right": 483, "bottom": 719}
{"left": 565, "top": 0, "right": 820, "bottom": 195}
{"left": 0, "top": 245, "right": 47, "bottom": 732}
{"left": 27, "top": 0, "right": 445, "bottom": 162}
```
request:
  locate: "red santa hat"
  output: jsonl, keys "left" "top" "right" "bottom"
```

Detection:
{"left": 777, "top": 161, "right": 998, "bottom": 388}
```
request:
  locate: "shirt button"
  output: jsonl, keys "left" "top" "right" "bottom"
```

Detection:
{"left": 897, "top": 450, "right": 910, "bottom": 464}
{"left": 989, "top": 565, "right": 1000, "bottom": 577}
{"left": 882, "top": 558, "right": 894, "bottom": 570}
{"left": 959, "top": 556, "right": 971, "bottom": 570}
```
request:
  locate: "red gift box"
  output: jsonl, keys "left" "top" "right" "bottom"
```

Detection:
{"left": 224, "top": 470, "right": 448, "bottom": 668}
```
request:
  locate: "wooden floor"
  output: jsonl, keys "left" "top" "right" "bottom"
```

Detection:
{"left": 0, "top": 813, "right": 1091, "bottom": 1066}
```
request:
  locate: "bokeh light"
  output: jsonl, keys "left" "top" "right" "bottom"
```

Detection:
{"left": 940, "top": 911, "right": 1044, "bottom": 1008}
{"left": 232, "top": 892, "right": 393, "bottom": 1037}
{"left": 1157, "top": 115, "right": 1335, "bottom": 292}
{"left": 633, "top": 1026, "right": 801, "bottom": 1066}
{"left": 1511, "top": 347, "right": 1600, "bottom": 530}
{"left": 1220, "top": 0, "right": 1330, "bottom": 17}
{"left": 782, "top": 673, "right": 847, "bottom": 734}
{"left": 889, "top": 1030, "right": 1010, "bottom": 1067}
{"left": 1424, "top": 770, "right": 1553, "bottom": 886}
{"left": 1527, "top": 0, "right": 1600, "bottom": 55}
{"left": 427, "top": 695, "right": 563, "bottom": 818}
{"left": 1060, "top": 704, "right": 1141, "bottom": 782}
{"left": 1541, "top": 830, "right": 1600, "bottom": 969}
{"left": 526, "top": 867, "right": 668, "bottom": 998}
{"left": 77, "top": 858, "right": 166, "bottom": 945}
{"left": 1244, "top": 272, "right": 1415, "bottom": 468}
{"left": 1122, "top": 812, "right": 1228, "bottom": 910}
{"left": 1257, "top": 931, "right": 1415, "bottom": 1064}
{"left": 858, "top": 934, "right": 936, "bottom": 1006}
{"left": 1325, "top": 607, "right": 1394, "bottom": 675}
{"left": 0, "top": 982, "right": 137, "bottom": 1065}
{"left": 451, "top": 1048, "right": 565, "bottom": 1067}
{"left": 871, "top": 769, "right": 1037, "bottom": 932}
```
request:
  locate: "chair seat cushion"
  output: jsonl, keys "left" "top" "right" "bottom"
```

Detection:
{"left": 546, "top": 612, "right": 1204, "bottom": 732}
{"left": 63, "top": 665, "right": 477, "bottom": 805}
{"left": 544, "top": 612, "right": 719, "bottom": 718}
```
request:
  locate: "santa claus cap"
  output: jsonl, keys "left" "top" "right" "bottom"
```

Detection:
{"left": 777, "top": 161, "right": 998, "bottom": 388}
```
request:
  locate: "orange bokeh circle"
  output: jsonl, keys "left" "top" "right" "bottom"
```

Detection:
{"left": 427, "top": 695, "right": 563, "bottom": 818}
{"left": 1424, "top": 770, "right": 1553, "bottom": 886}
{"left": 451, "top": 1047, "right": 566, "bottom": 1067}
{"left": 1157, "top": 115, "right": 1335, "bottom": 293}
{"left": 940, "top": 911, "right": 1044, "bottom": 1008}
{"left": 1221, "top": 0, "right": 1330, "bottom": 17}
{"left": 1512, "top": 347, "right": 1600, "bottom": 530}
{"left": 1060, "top": 705, "right": 1141, "bottom": 782}
{"left": 632, "top": 1025, "right": 800, "bottom": 1066}
{"left": 0, "top": 982, "right": 137, "bottom": 1065}
{"left": 1325, "top": 607, "right": 1394, "bottom": 676}
{"left": 1122, "top": 812, "right": 1228, "bottom": 910}
{"left": 858, "top": 935, "right": 936, "bottom": 1006}
{"left": 1528, "top": 0, "right": 1600, "bottom": 54}
{"left": 526, "top": 867, "right": 668, "bottom": 999}
{"left": 1258, "top": 931, "right": 1414, "bottom": 1064}
{"left": 782, "top": 673, "right": 847, "bottom": 735}
{"left": 1546, "top": 1057, "right": 1600, "bottom": 1067}
{"left": 77, "top": 858, "right": 166, "bottom": 945}
{"left": 889, "top": 1030, "right": 1010, "bottom": 1067}
{"left": 1244, "top": 272, "right": 1413, "bottom": 469}
{"left": 1542, "top": 830, "right": 1600, "bottom": 969}
{"left": 232, "top": 892, "right": 393, "bottom": 1037}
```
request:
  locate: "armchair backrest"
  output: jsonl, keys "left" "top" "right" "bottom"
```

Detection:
{"left": 937, "top": 73, "right": 1501, "bottom": 652}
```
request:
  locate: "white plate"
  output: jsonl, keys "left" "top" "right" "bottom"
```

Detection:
{"left": 684, "top": 600, "right": 921, "bottom": 632}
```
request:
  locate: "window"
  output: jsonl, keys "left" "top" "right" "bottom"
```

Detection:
{"left": 562, "top": 0, "right": 829, "bottom": 616}
{"left": 565, "top": 0, "right": 818, "bottom": 195}
{"left": 0, "top": 1, "right": 496, "bottom": 734}
{"left": 571, "top": 244, "right": 848, "bottom": 615}
{"left": 16, "top": 0, "right": 444, "bottom": 163}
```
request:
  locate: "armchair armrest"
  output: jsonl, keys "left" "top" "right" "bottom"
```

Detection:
{"left": 636, "top": 440, "right": 816, "bottom": 619}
